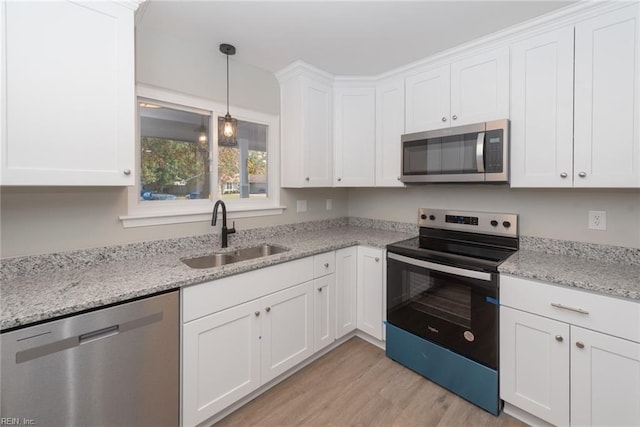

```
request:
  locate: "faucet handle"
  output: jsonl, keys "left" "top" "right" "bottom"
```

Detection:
{"left": 229, "top": 221, "right": 236, "bottom": 234}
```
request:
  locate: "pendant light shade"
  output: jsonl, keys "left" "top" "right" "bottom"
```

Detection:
{"left": 219, "top": 43, "right": 238, "bottom": 147}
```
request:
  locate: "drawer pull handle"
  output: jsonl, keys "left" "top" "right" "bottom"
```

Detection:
{"left": 550, "top": 303, "right": 589, "bottom": 315}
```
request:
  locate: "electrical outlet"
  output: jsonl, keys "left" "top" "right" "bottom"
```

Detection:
{"left": 326, "top": 199, "right": 333, "bottom": 211}
{"left": 588, "top": 210, "right": 606, "bottom": 230}
{"left": 296, "top": 200, "right": 307, "bottom": 213}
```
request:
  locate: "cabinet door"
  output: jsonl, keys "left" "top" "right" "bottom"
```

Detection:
{"left": 333, "top": 87, "right": 375, "bottom": 186}
{"left": 261, "top": 282, "right": 314, "bottom": 383}
{"left": 574, "top": 4, "right": 640, "bottom": 187}
{"left": 500, "top": 307, "right": 570, "bottom": 426}
{"left": 450, "top": 47, "right": 509, "bottom": 126}
{"left": 571, "top": 326, "right": 640, "bottom": 427}
{"left": 302, "top": 78, "right": 334, "bottom": 187}
{"left": 357, "top": 246, "right": 384, "bottom": 341}
{"left": 313, "top": 274, "right": 336, "bottom": 352}
{"left": 375, "top": 79, "right": 405, "bottom": 187}
{"left": 1, "top": 1, "right": 135, "bottom": 186}
{"left": 405, "top": 65, "right": 450, "bottom": 132}
{"left": 510, "top": 27, "right": 575, "bottom": 188}
{"left": 335, "top": 246, "right": 358, "bottom": 339}
{"left": 182, "top": 299, "right": 262, "bottom": 427}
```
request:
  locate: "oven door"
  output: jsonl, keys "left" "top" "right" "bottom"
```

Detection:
{"left": 386, "top": 252, "right": 499, "bottom": 369}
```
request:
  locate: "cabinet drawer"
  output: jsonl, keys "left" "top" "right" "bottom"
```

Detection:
{"left": 314, "top": 251, "right": 336, "bottom": 278}
{"left": 183, "top": 257, "right": 314, "bottom": 323}
{"left": 501, "top": 275, "right": 640, "bottom": 343}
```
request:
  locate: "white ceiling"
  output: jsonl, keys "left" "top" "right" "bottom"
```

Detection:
{"left": 136, "top": 1, "right": 574, "bottom": 76}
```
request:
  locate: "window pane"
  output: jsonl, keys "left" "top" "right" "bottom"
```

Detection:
{"left": 218, "top": 118, "right": 268, "bottom": 199}
{"left": 139, "top": 102, "right": 211, "bottom": 201}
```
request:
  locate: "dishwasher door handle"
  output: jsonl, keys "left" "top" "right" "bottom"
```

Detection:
{"left": 15, "top": 311, "right": 163, "bottom": 364}
{"left": 79, "top": 325, "right": 119, "bottom": 344}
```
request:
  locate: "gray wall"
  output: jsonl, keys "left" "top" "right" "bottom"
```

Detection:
{"left": 348, "top": 187, "right": 640, "bottom": 249}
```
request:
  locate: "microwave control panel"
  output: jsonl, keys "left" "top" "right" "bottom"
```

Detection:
{"left": 484, "top": 129, "right": 503, "bottom": 173}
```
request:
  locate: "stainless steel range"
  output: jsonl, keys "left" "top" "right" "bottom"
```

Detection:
{"left": 385, "top": 208, "right": 518, "bottom": 415}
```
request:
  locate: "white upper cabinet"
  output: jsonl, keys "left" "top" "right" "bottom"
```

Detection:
{"left": 405, "top": 48, "right": 509, "bottom": 133}
{"left": 375, "top": 78, "right": 405, "bottom": 187}
{"left": 278, "top": 64, "right": 333, "bottom": 187}
{"left": 1, "top": 1, "right": 136, "bottom": 186}
{"left": 405, "top": 65, "right": 450, "bottom": 132}
{"left": 333, "top": 86, "right": 376, "bottom": 186}
{"left": 574, "top": 4, "right": 640, "bottom": 187}
{"left": 511, "top": 4, "right": 640, "bottom": 188}
{"left": 449, "top": 47, "right": 510, "bottom": 126}
{"left": 510, "top": 27, "right": 575, "bottom": 187}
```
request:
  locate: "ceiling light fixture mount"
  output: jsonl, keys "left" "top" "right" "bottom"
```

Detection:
{"left": 219, "top": 43, "right": 238, "bottom": 147}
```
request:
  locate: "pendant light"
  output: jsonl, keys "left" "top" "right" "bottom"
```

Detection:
{"left": 196, "top": 117, "right": 208, "bottom": 143}
{"left": 219, "top": 43, "right": 238, "bottom": 147}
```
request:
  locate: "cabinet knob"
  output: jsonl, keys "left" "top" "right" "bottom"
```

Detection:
{"left": 254, "top": 311, "right": 260, "bottom": 317}
{"left": 452, "top": 115, "right": 458, "bottom": 120}
{"left": 397, "top": 176, "right": 401, "bottom": 181}
{"left": 441, "top": 116, "right": 447, "bottom": 122}
{"left": 560, "top": 172, "right": 568, "bottom": 178}
{"left": 265, "top": 307, "right": 271, "bottom": 313}
{"left": 576, "top": 341, "right": 585, "bottom": 349}
{"left": 578, "top": 172, "right": 587, "bottom": 178}
{"left": 123, "top": 169, "right": 131, "bottom": 176}
{"left": 318, "top": 287, "right": 323, "bottom": 292}
{"left": 555, "top": 335, "right": 563, "bottom": 342}
{"left": 324, "top": 262, "right": 329, "bottom": 268}
{"left": 375, "top": 257, "right": 380, "bottom": 262}
{"left": 337, "top": 177, "right": 342, "bottom": 182}
{"left": 305, "top": 177, "right": 310, "bottom": 181}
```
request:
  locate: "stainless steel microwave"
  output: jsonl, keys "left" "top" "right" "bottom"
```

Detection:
{"left": 400, "top": 119, "right": 509, "bottom": 183}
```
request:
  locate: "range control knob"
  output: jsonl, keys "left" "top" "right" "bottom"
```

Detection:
{"left": 490, "top": 220, "right": 499, "bottom": 227}
{"left": 503, "top": 221, "right": 512, "bottom": 228}
{"left": 429, "top": 215, "right": 436, "bottom": 221}
{"left": 420, "top": 214, "right": 427, "bottom": 220}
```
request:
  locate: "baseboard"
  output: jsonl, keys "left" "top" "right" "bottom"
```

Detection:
{"left": 503, "top": 402, "right": 554, "bottom": 427}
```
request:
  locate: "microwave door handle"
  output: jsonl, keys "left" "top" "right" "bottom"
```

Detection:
{"left": 476, "top": 132, "right": 485, "bottom": 173}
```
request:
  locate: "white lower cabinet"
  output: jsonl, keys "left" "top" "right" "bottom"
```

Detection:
{"left": 500, "top": 275, "right": 640, "bottom": 427}
{"left": 335, "top": 247, "right": 358, "bottom": 339}
{"left": 182, "top": 246, "right": 387, "bottom": 426}
{"left": 357, "top": 246, "right": 385, "bottom": 341}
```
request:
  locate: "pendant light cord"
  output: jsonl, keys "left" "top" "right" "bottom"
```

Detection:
{"left": 226, "top": 54, "right": 230, "bottom": 115}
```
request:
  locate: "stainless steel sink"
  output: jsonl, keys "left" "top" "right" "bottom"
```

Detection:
{"left": 181, "top": 244, "right": 289, "bottom": 269}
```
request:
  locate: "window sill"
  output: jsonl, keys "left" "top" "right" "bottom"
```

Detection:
{"left": 119, "top": 205, "right": 286, "bottom": 228}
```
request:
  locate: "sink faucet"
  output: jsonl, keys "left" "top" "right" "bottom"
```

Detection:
{"left": 211, "top": 200, "right": 236, "bottom": 248}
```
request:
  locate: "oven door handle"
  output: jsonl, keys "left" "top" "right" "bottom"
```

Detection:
{"left": 388, "top": 252, "right": 492, "bottom": 281}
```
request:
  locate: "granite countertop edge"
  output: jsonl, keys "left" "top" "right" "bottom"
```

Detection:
{"left": 2, "top": 223, "right": 639, "bottom": 331}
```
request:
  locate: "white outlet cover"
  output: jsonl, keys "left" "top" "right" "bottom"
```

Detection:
{"left": 588, "top": 210, "right": 606, "bottom": 230}
{"left": 326, "top": 199, "right": 333, "bottom": 211}
{"left": 296, "top": 200, "right": 307, "bottom": 213}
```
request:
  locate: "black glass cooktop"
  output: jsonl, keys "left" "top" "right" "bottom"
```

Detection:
{"left": 387, "top": 227, "right": 518, "bottom": 272}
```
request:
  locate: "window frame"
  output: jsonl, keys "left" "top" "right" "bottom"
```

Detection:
{"left": 120, "top": 85, "right": 282, "bottom": 228}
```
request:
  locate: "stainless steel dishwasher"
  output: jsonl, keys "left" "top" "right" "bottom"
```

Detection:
{"left": 1, "top": 290, "right": 179, "bottom": 427}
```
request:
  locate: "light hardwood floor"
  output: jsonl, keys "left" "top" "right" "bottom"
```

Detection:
{"left": 215, "top": 337, "right": 527, "bottom": 427}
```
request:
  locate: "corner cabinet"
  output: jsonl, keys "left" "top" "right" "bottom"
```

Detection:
{"left": 511, "top": 4, "right": 640, "bottom": 188}
{"left": 375, "top": 78, "right": 405, "bottom": 187}
{"left": 500, "top": 275, "right": 640, "bottom": 427}
{"left": 333, "top": 86, "right": 376, "bottom": 186}
{"left": 405, "top": 47, "right": 509, "bottom": 133}
{"left": 1, "top": 1, "right": 137, "bottom": 186}
{"left": 278, "top": 63, "right": 333, "bottom": 187}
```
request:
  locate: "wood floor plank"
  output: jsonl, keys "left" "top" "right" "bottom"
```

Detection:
{"left": 215, "top": 337, "right": 527, "bottom": 427}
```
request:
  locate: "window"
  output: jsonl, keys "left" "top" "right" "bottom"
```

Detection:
{"left": 121, "top": 86, "right": 282, "bottom": 228}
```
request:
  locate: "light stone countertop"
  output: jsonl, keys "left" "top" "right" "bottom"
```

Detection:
{"left": 499, "top": 249, "right": 640, "bottom": 301}
{"left": 2, "top": 218, "right": 639, "bottom": 331}
{"left": 0, "top": 224, "right": 414, "bottom": 331}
